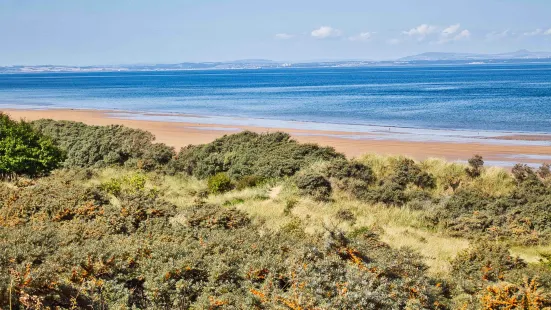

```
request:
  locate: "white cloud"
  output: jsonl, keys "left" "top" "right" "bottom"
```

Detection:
{"left": 435, "top": 24, "right": 470, "bottom": 44}
{"left": 455, "top": 29, "right": 471, "bottom": 40}
{"left": 442, "top": 24, "right": 461, "bottom": 37}
{"left": 348, "top": 32, "right": 373, "bottom": 41}
{"left": 486, "top": 30, "right": 512, "bottom": 40}
{"left": 275, "top": 33, "right": 294, "bottom": 40}
{"left": 522, "top": 28, "right": 551, "bottom": 36}
{"left": 524, "top": 29, "right": 543, "bottom": 36}
{"left": 436, "top": 29, "right": 470, "bottom": 44}
{"left": 402, "top": 24, "right": 437, "bottom": 39}
{"left": 387, "top": 38, "right": 401, "bottom": 45}
{"left": 311, "top": 26, "right": 342, "bottom": 39}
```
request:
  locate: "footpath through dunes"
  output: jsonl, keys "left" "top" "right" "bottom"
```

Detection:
{"left": 5, "top": 108, "right": 551, "bottom": 167}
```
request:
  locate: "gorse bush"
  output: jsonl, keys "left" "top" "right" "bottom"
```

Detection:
{"left": 449, "top": 242, "right": 551, "bottom": 309}
{"left": 171, "top": 131, "right": 343, "bottom": 179}
{"left": 2, "top": 121, "right": 551, "bottom": 308}
{"left": 538, "top": 163, "right": 551, "bottom": 179}
{"left": 0, "top": 113, "right": 64, "bottom": 178}
{"left": 511, "top": 163, "right": 541, "bottom": 184}
{"left": 100, "top": 173, "right": 152, "bottom": 197}
{"left": 325, "top": 158, "right": 375, "bottom": 184}
{"left": 31, "top": 119, "right": 175, "bottom": 170}
{"left": 207, "top": 172, "right": 233, "bottom": 194}
{"left": 235, "top": 175, "right": 264, "bottom": 190}
{"left": 0, "top": 173, "right": 453, "bottom": 309}
{"left": 295, "top": 171, "right": 332, "bottom": 201}
{"left": 466, "top": 154, "right": 484, "bottom": 178}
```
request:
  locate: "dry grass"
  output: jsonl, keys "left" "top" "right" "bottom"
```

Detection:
{"left": 80, "top": 162, "right": 545, "bottom": 277}
{"left": 380, "top": 226, "right": 470, "bottom": 276}
{"left": 473, "top": 166, "right": 516, "bottom": 197}
{"left": 511, "top": 245, "right": 551, "bottom": 263}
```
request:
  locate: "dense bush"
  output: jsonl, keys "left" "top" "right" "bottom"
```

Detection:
{"left": 352, "top": 158, "right": 435, "bottom": 206}
{"left": 465, "top": 154, "right": 484, "bottom": 178}
{"left": 0, "top": 173, "right": 453, "bottom": 309}
{"left": 0, "top": 113, "right": 64, "bottom": 178}
{"left": 171, "top": 131, "right": 343, "bottom": 179}
{"left": 450, "top": 242, "right": 551, "bottom": 308}
{"left": 31, "top": 119, "right": 175, "bottom": 170}
{"left": 538, "top": 163, "right": 551, "bottom": 179}
{"left": 295, "top": 171, "right": 332, "bottom": 201}
{"left": 3, "top": 121, "right": 551, "bottom": 308}
{"left": 424, "top": 177, "right": 551, "bottom": 244}
{"left": 511, "top": 163, "right": 536, "bottom": 183}
{"left": 207, "top": 172, "right": 233, "bottom": 194}
{"left": 235, "top": 175, "right": 264, "bottom": 190}
{"left": 325, "top": 158, "right": 375, "bottom": 184}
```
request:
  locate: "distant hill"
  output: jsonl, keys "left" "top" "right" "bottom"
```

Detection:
{"left": 399, "top": 49, "right": 551, "bottom": 61}
{"left": 3, "top": 50, "right": 551, "bottom": 73}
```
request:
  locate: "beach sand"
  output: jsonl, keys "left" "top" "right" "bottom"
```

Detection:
{"left": 4, "top": 108, "right": 551, "bottom": 166}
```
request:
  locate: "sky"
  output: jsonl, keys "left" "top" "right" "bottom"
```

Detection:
{"left": 1, "top": 0, "right": 551, "bottom": 65}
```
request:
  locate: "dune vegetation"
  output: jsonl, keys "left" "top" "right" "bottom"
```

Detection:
{"left": 1, "top": 114, "right": 551, "bottom": 309}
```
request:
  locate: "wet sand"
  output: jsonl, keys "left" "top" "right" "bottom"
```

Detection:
{"left": 4, "top": 108, "right": 551, "bottom": 166}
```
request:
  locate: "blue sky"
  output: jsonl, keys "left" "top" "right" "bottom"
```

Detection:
{"left": 1, "top": 0, "right": 551, "bottom": 65}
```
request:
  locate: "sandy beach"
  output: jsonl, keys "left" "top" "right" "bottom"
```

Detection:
{"left": 4, "top": 108, "right": 551, "bottom": 167}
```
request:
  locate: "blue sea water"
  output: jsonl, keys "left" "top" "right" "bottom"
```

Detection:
{"left": 1, "top": 63, "right": 551, "bottom": 133}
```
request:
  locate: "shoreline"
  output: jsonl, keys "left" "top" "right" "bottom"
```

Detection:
{"left": 3, "top": 107, "right": 551, "bottom": 167}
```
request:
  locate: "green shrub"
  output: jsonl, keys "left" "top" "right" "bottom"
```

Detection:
{"left": 360, "top": 181, "right": 407, "bottom": 206}
{"left": 172, "top": 131, "right": 343, "bottom": 179}
{"left": 538, "top": 163, "right": 551, "bottom": 179}
{"left": 235, "top": 175, "right": 263, "bottom": 190}
{"left": 100, "top": 173, "right": 149, "bottom": 197}
{"left": 295, "top": 171, "right": 332, "bottom": 201}
{"left": 511, "top": 163, "right": 536, "bottom": 183}
{"left": 100, "top": 177, "right": 123, "bottom": 196}
{"left": 207, "top": 172, "right": 233, "bottom": 194}
{"left": 0, "top": 194, "right": 452, "bottom": 309}
{"left": 325, "top": 159, "right": 375, "bottom": 184}
{"left": 414, "top": 171, "right": 436, "bottom": 189}
{"left": 0, "top": 113, "right": 64, "bottom": 177}
{"left": 450, "top": 242, "right": 527, "bottom": 299}
{"left": 466, "top": 154, "right": 484, "bottom": 178}
{"left": 31, "top": 119, "right": 175, "bottom": 170}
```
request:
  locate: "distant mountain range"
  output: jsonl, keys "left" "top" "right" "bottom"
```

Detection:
{"left": 2, "top": 50, "right": 551, "bottom": 73}
{"left": 399, "top": 49, "right": 551, "bottom": 61}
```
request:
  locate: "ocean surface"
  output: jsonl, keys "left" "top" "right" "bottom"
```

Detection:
{"left": 1, "top": 63, "right": 551, "bottom": 133}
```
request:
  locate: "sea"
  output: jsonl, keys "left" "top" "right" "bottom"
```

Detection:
{"left": 1, "top": 63, "right": 551, "bottom": 134}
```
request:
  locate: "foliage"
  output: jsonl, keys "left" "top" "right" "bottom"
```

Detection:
{"left": 451, "top": 242, "right": 527, "bottom": 294}
{"left": 235, "top": 175, "right": 264, "bottom": 190}
{"left": 31, "top": 119, "right": 175, "bottom": 170}
{"left": 207, "top": 172, "right": 233, "bottom": 194}
{"left": 481, "top": 279, "right": 551, "bottom": 310}
{"left": 538, "top": 163, "right": 551, "bottom": 179}
{"left": 0, "top": 113, "right": 64, "bottom": 177}
{"left": 0, "top": 173, "right": 453, "bottom": 309}
{"left": 295, "top": 171, "right": 332, "bottom": 201}
{"left": 450, "top": 242, "right": 551, "bottom": 308}
{"left": 100, "top": 173, "right": 151, "bottom": 197}
{"left": 511, "top": 163, "right": 537, "bottom": 183}
{"left": 466, "top": 154, "right": 484, "bottom": 178}
{"left": 2, "top": 122, "right": 551, "bottom": 308}
{"left": 171, "top": 131, "right": 343, "bottom": 179}
{"left": 325, "top": 158, "right": 375, "bottom": 184}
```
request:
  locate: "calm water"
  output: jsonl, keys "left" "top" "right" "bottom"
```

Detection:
{"left": 1, "top": 64, "right": 551, "bottom": 133}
